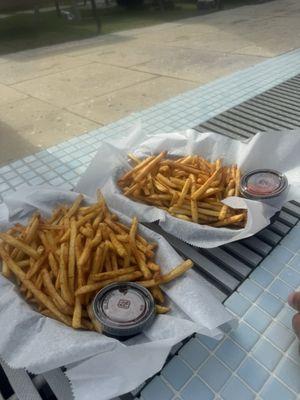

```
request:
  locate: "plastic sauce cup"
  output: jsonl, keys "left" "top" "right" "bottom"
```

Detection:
{"left": 240, "top": 169, "right": 288, "bottom": 200}
{"left": 93, "top": 282, "right": 156, "bottom": 339}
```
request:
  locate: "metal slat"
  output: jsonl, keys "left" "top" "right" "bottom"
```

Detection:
{"left": 240, "top": 236, "right": 272, "bottom": 257}
{"left": 206, "top": 114, "right": 256, "bottom": 138}
{"left": 212, "top": 115, "right": 257, "bottom": 136}
{"left": 43, "top": 369, "right": 73, "bottom": 400}
{"left": 283, "top": 202, "right": 300, "bottom": 218}
{"left": 256, "top": 228, "right": 282, "bottom": 246}
{"left": 202, "top": 248, "right": 251, "bottom": 279}
{"left": 0, "top": 361, "right": 42, "bottom": 400}
{"left": 192, "top": 252, "right": 240, "bottom": 293}
{"left": 277, "top": 210, "right": 298, "bottom": 227}
{"left": 0, "top": 363, "right": 14, "bottom": 399}
{"left": 222, "top": 242, "right": 263, "bottom": 268}
{"left": 269, "top": 220, "right": 291, "bottom": 236}
{"left": 196, "top": 121, "right": 248, "bottom": 140}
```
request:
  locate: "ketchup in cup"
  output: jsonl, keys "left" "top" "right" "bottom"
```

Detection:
{"left": 240, "top": 169, "right": 288, "bottom": 200}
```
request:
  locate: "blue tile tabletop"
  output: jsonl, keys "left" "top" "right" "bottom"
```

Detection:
{"left": 260, "top": 378, "right": 296, "bottom": 400}
{"left": 220, "top": 376, "right": 255, "bottom": 400}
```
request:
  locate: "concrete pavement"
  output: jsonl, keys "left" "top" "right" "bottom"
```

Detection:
{"left": 0, "top": 0, "right": 300, "bottom": 165}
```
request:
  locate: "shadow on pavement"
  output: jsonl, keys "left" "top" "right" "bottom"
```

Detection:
{"left": 0, "top": 121, "right": 40, "bottom": 166}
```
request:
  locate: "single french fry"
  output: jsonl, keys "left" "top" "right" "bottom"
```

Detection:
{"left": 35, "top": 271, "right": 44, "bottom": 290}
{"left": 132, "top": 246, "right": 152, "bottom": 279}
{"left": 55, "top": 270, "right": 60, "bottom": 291}
{"left": 109, "top": 232, "right": 126, "bottom": 258}
{"left": 75, "top": 271, "right": 143, "bottom": 296}
{"left": 26, "top": 253, "right": 47, "bottom": 279}
{"left": 2, "top": 261, "right": 11, "bottom": 278}
{"left": 150, "top": 286, "right": 164, "bottom": 303}
{"left": 163, "top": 160, "right": 200, "bottom": 175}
{"left": 91, "top": 227, "right": 102, "bottom": 247}
{"left": 139, "top": 260, "right": 193, "bottom": 288}
{"left": 218, "top": 203, "right": 229, "bottom": 221}
{"left": 41, "top": 309, "right": 69, "bottom": 325}
{"left": 175, "top": 177, "right": 191, "bottom": 207}
{"left": 128, "top": 153, "right": 141, "bottom": 164}
{"left": 235, "top": 167, "right": 241, "bottom": 196}
{"left": 65, "top": 194, "right": 84, "bottom": 219}
{"left": 75, "top": 234, "right": 83, "bottom": 265}
{"left": 68, "top": 218, "right": 77, "bottom": 293}
{"left": 155, "top": 305, "right": 170, "bottom": 314}
{"left": 156, "top": 174, "right": 178, "bottom": 189}
{"left": 111, "top": 252, "right": 118, "bottom": 271}
{"left": 91, "top": 267, "right": 136, "bottom": 281}
{"left": 158, "top": 260, "right": 193, "bottom": 284}
{"left": 38, "top": 231, "right": 59, "bottom": 264}
{"left": 48, "top": 252, "right": 58, "bottom": 277}
{"left": 90, "top": 245, "right": 103, "bottom": 278}
{"left": 124, "top": 182, "right": 142, "bottom": 196}
{"left": 78, "top": 238, "right": 92, "bottom": 268}
{"left": 18, "top": 259, "right": 30, "bottom": 268}
{"left": 80, "top": 226, "right": 94, "bottom": 238}
{"left": 190, "top": 174, "right": 198, "bottom": 223}
{"left": 104, "top": 253, "right": 112, "bottom": 272}
{"left": 147, "top": 262, "right": 160, "bottom": 272}
{"left": 211, "top": 213, "right": 245, "bottom": 227}
{"left": 0, "top": 233, "right": 40, "bottom": 259}
{"left": 47, "top": 207, "right": 63, "bottom": 224}
{"left": 172, "top": 214, "right": 191, "bottom": 222}
{"left": 42, "top": 269, "right": 73, "bottom": 314}
{"left": 92, "top": 216, "right": 102, "bottom": 231}
{"left": 99, "top": 242, "right": 108, "bottom": 274}
{"left": 72, "top": 296, "right": 82, "bottom": 329}
{"left": 59, "top": 243, "right": 74, "bottom": 306}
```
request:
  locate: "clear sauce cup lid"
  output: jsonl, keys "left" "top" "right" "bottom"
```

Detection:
{"left": 93, "top": 282, "right": 155, "bottom": 338}
{"left": 240, "top": 169, "right": 288, "bottom": 199}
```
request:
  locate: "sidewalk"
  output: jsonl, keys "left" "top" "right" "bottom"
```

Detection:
{"left": 0, "top": 0, "right": 299, "bottom": 165}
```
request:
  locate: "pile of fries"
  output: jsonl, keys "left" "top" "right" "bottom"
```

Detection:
{"left": 118, "top": 152, "right": 247, "bottom": 228}
{"left": 0, "top": 192, "right": 193, "bottom": 332}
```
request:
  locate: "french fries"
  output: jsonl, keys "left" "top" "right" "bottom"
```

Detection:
{"left": 118, "top": 153, "right": 247, "bottom": 228}
{"left": 0, "top": 193, "right": 194, "bottom": 332}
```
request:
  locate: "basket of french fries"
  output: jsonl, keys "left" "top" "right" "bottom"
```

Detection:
{"left": 0, "top": 186, "right": 234, "bottom": 400}
{"left": 78, "top": 129, "right": 300, "bottom": 248}
{"left": 117, "top": 151, "right": 247, "bottom": 229}
{"left": 0, "top": 191, "right": 195, "bottom": 332}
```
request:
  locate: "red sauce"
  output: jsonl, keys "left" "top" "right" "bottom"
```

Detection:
{"left": 246, "top": 172, "right": 281, "bottom": 195}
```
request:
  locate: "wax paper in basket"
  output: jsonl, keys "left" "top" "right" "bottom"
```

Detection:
{"left": 77, "top": 129, "right": 300, "bottom": 248}
{"left": 0, "top": 186, "right": 234, "bottom": 400}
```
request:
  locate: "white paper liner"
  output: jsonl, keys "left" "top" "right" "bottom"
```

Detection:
{"left": 77, "top": 129, "right": 300, "bottom": 248}
{"left": 0, "top": 187, "right": 234, "bottom": 400}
